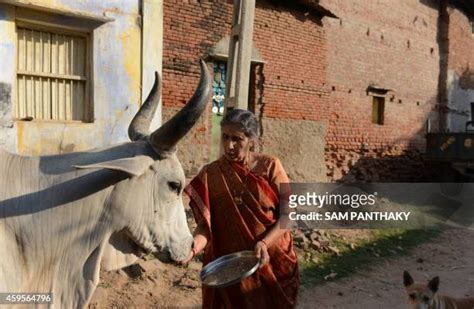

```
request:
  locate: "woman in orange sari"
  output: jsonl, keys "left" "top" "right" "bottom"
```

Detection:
{"left": 183, "top": 109, "right": 299, "bottom": 309}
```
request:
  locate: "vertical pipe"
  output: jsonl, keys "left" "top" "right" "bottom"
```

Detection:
{"left": 224, "top": 0, "right": 256, "bottom": 112}
{"left": 224, "top": 0, "right": 241, "bottom": 112}
{"left": 437, "top": 0, "right": 450, "bottom": 132}
{"left": 235, "top": 0, "right": 255, "bottom": 110}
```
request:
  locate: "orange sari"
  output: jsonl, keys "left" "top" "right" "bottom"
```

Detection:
{"left": 185, "top": 154, "right": 299, "bottom": 309}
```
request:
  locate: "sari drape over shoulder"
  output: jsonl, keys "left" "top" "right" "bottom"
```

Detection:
{"left": 185, "top": 154, "right": 299, "bottom": 309}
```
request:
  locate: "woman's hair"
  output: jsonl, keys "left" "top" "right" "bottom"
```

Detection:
{"left": 220, "top": 109, "right": 260, "bottom": 138}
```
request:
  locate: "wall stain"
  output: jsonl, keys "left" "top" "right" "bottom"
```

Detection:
{"left": 0, "top": 82, "right": 12, "bottom": 114}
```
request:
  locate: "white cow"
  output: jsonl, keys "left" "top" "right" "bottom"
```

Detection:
{"left": 0, "top": 60, "right": 211, "bottom": 308}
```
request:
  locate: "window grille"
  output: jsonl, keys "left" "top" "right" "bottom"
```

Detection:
{"left": 16, "top": 25, "right": 90, "bottom": 121}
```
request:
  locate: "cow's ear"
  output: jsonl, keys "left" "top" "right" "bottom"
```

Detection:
{"left": 73, "top": 155, "right": 154, "bottom": 177}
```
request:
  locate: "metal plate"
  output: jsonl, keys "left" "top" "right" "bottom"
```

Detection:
{"left": 200, "top": 250, "right": 260, "bottom": 288}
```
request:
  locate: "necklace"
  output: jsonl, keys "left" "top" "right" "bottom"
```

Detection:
{"left": 233, "top": 155, "right": 251, "bottom": 206}
{"left": 233, "top": 173, "right": 248, "bottom": 206}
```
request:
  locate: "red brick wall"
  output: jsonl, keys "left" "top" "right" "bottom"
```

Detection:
{"left": 162, "top": 0, "right": 471, "bottom": 182}
{"left": 163, "top": 1, "right": 329, "bottom": 120}
{"left": 162, "top": 1, "right": 233, "bottom": 174}
{"left": 320, "top": 0, "right": 441, "bottom": 181}
{"left": 162, "top": 0, "right": 331, "bottom": 174}
{"left": 448, "top": 7, "right": 474, "bottom": 89}
{"left": 251, "top": 2, "right": 329, "bottom": 121}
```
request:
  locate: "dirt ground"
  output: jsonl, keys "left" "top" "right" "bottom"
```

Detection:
{"left": 89, "top": 258, "right": 202, "bottom": 308}
{"left": 89, "top": 228, "right": 474, "bottom": 309}
{"left": 298, "top": 228, "right": 474, "bottom": 309}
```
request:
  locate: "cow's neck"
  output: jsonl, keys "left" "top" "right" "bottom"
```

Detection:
{"left": 0, "top": 146, "right": 143, "bottom": 307}
{"left": 16, "top": 186, "right": 116, "bottom": 308}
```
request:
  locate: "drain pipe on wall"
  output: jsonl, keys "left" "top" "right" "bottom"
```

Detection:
{"left": 437, "top": 0, "right": 450, "bottom": 132}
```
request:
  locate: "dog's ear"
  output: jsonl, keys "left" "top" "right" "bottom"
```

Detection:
{"left": 428, "top": 276, "right": 439, "bottom": 293}
{"left": 403, "top": 271, "right": 414, "bottom": 287}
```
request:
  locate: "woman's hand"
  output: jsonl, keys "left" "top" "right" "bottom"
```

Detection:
{"left": 178, "top": 233, "right": 208, "bottom": 265}
{"left": 254, "top": 241, "right": 270, "bottom": 268}
{"left": 178, "top": 248, "right": 195, "bottom": 265}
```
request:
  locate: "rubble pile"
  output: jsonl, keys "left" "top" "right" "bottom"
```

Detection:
{"left": 293, "top": 229, "right": 351, "bottom": 261}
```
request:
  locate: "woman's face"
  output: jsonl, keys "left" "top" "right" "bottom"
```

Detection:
{"left": 221, "top": 124, "right": 253, "bottom": 162}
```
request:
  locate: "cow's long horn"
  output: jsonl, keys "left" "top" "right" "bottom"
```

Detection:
{"left": 128, "top": 72, "right": 161, "bottom": 141}
{"left": 149, "top": 59, "right": 211, "bottom": 156}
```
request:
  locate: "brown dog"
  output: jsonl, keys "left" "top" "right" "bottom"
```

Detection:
{"left": 403, "top": 271, "right": 474, "bottom": 309}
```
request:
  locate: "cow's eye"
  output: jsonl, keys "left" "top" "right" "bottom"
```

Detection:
{"left": 409, "top": 294, "right": 416, "bottom": 300}
{"left": 168, "top": 181, "right": 182, "bottom": 194}
{"left": 423, "top": 296, "right": 430, "bottom": 302}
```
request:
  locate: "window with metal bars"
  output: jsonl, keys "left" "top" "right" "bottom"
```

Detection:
{"left": 16, "top": 23, "right": 91, "bottom": 122}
